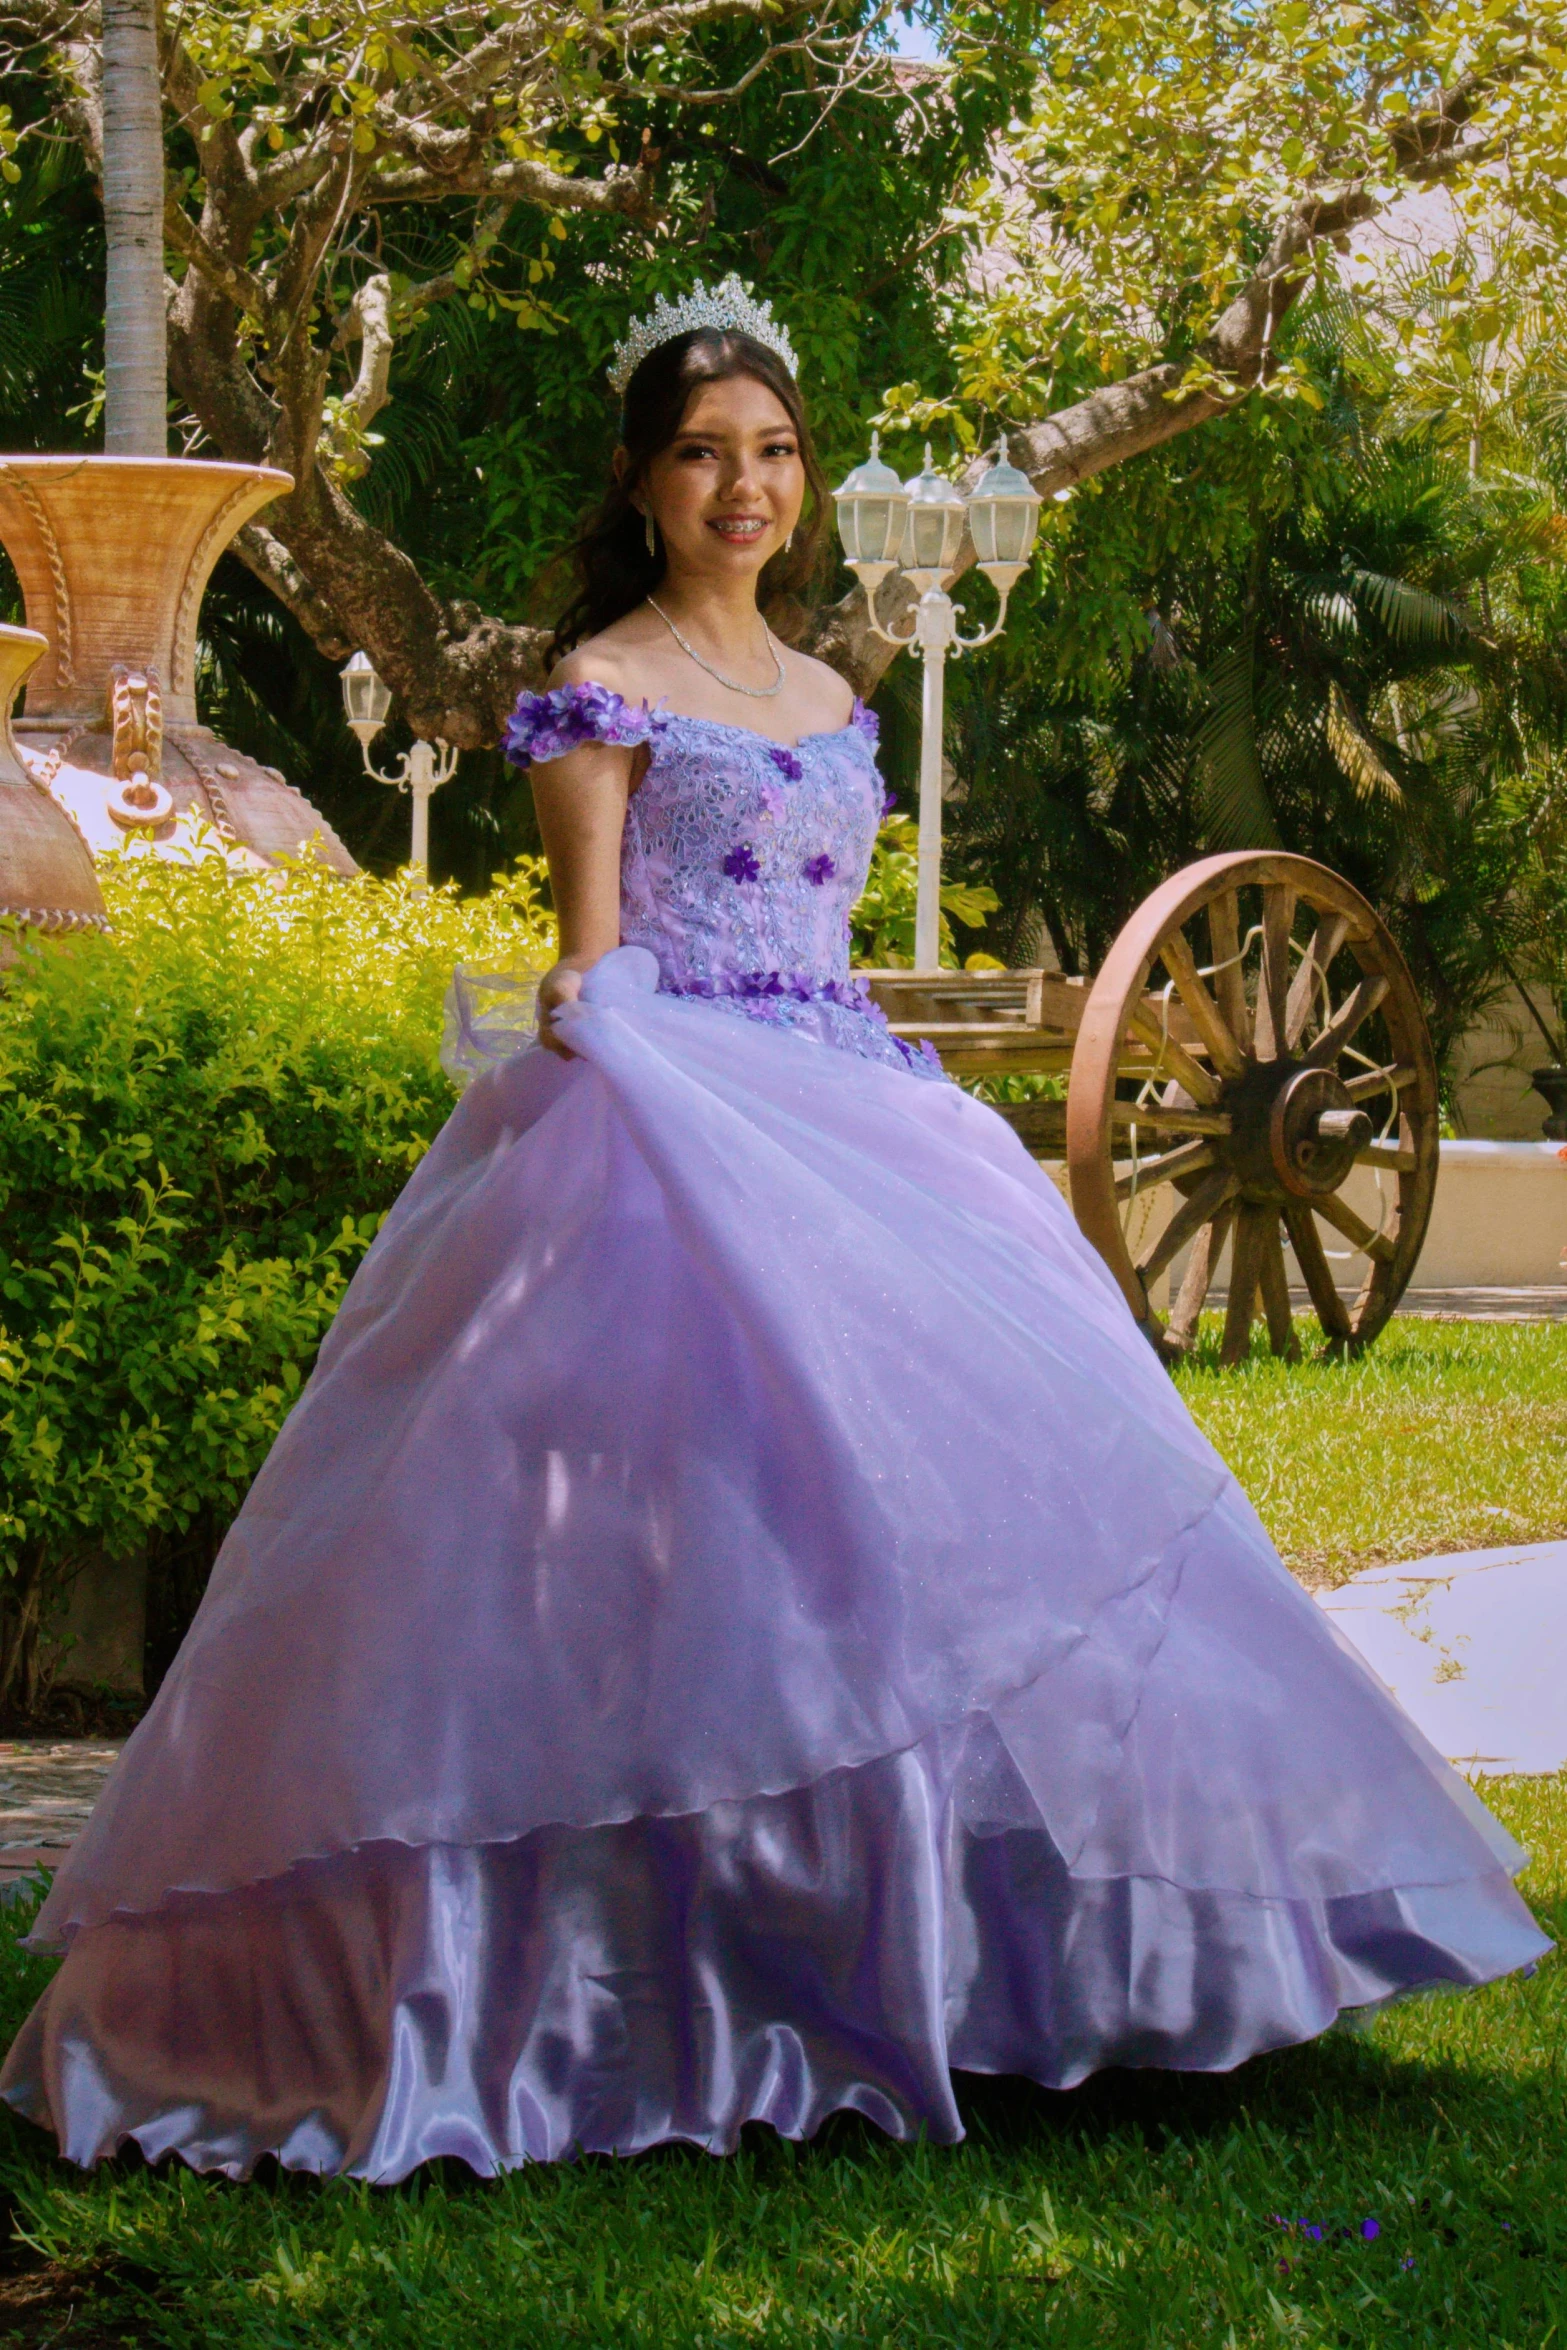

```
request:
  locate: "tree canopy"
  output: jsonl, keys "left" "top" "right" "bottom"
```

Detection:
{"left": 7, "top": 0, "right": 1563, "bottom": 748}
{"left": 5, "top": 0, "right": 1033, "bottom": 739}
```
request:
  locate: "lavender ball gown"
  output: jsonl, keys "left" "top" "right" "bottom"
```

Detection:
{"left": 3, "top": 688, "right": 1546, "bottom": 2181}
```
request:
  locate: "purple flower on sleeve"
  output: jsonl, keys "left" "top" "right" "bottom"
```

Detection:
{"left": 803, "top": 853, "right": 836, "bottom": 886}
{"left": 723, "top": 843, "right": 761, "bottom": 884}
{"left": 502, "top": 682, "right": 664, "bottom": 769}
{"left": 767, "top": 743, "right": 804, "bottom": 782}
{"left": 850, "top": 699, "right": 881, "bottom": 748}
{"left": 881, "top": 786, "right": 898, "bottom": 818}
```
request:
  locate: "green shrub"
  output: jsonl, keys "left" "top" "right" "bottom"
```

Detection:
{"left": 0, "top": 843, "right": 553, "bottom": 1708}
{"left": 849, "top": 813, "right": 1001, "bottom": 970}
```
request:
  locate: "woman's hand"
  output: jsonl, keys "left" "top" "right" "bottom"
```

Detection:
{"left": 536, "top": 956, "right": 598, "bottom": 1058}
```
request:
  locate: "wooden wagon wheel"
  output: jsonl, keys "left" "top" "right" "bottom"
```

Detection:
{"left": 1065, "top": 852, "right": 1440, "bottom": 1365}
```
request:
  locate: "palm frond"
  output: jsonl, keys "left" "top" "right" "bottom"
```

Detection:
{"left": 1297, "top": 580, "right": 1360, "bottom": 644}
{"left": 1347, "top": 567, "right": 1468, "bottom": 652}
{"left": 1195, "top": 645, "right": 1281, "bottom": 848}
{"left": 1326, "top": 679, "right": 1404, "bottom": 804}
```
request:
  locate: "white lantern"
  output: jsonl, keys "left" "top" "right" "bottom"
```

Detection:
{"left": 898, "top": 445, "right": 968, "bottom": 590}
{"left": 340, "top": 650, "right": 393, "bottom": 750}
{"left": 832, "top": 432, "right": 909, "bottom": 595}
{"left": 965, "top": 440, "right": 1042, "bottom": 592}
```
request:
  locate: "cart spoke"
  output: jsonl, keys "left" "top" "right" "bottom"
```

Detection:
{"left": 1165, "top": 1201, "right": 1235, "bottom": 1351}
{"left": 1257, "top": 1214, "right": 1301, "bottom": 1360}
{"left": 1356, "top": 1142, "right": 1417, "bottom": 1173}
{"left": 1221, "top": 1204, "right": 1268, "bottom": 1365}
{"left": 1114, "top": 1139, "right": 1215, "bottom": 1202}
{"left": 1282, "top": 1202, "right": 1354, "bottom": 1343}
{"left": 1156, "top": 928, "right": 1247, "bottom": 1079}
{"left": 1284, "top": 912, "right": 1350, "bottom": 1050}
{"left": 1206, "top": 889, "right": 1251, "bottom": 1053}
{"left": 1109, "top": 1101, "right": 1232, "bottom": 1137}
{"left": 1342, "top": 1060, "right": 1416, "bottom": 1103}
{"left": 1252, "top": 884, "right": 1297, "bottom": 1063}
{"left": 1313, "top": 1188, "right": 1397, "bottom": 1264}
{"left": 1136, "top": 1169, "right": 1241, "bottom": 1286}
{"left": 1125, "top": 1004, "right": 1223, "bottom": 1106}
{"left": 1304, "top": 973, "right": 1390, "bottom": 1071}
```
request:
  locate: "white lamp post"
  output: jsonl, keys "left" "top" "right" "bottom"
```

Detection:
{"left": 834, "top": 435, "right": 1041, "bottom": 972}
{"left": 340, "top": 650, "right": 458, "bottom": 883}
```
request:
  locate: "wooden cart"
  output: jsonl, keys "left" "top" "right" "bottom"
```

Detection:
{"left": 864, "top": 850, "right": 1439, "bottom": 1365}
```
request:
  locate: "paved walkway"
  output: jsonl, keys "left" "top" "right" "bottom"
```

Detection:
{"left": 0, "top": 1741, "right": 122, "bottom": 1892}
{"left": 1209, "top": 1284, "right": 1567, "bottom": 1322}
{"left": 1319, "top": 1541, "right": 1567, "bottom": 1774}
{"left": 1396, "top": 1286, "right": 1567, "bottom": 1322}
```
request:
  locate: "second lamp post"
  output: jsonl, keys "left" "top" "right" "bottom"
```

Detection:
{"left": 833, "top": 438, "right": 1040, "bottom": 973}
{"left": 340, "top": 650, "right": 458, "bottom": 884}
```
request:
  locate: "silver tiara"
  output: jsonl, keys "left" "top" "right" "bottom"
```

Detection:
{"left": 608, "top": 274, "right": 798, "bottom": 399}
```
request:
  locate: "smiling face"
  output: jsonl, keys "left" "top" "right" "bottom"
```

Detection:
{"left": 633, "top": 373, "right": 806, "bottom": 589}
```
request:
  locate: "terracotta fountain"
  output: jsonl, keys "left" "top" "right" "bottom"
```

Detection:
{"left": 0, "top": 456, "right": 355, "bottom": 875}
{"left": 0, "top": 621, "right": 105, "bottom": 932}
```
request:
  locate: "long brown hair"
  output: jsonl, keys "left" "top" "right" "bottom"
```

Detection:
{"left": 548, "top": 327, "right": 829, "bottom": 663}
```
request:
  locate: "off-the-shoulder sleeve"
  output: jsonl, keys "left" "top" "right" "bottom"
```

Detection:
{"left": 502, "top": 682, "right": 666, "bottom": 769}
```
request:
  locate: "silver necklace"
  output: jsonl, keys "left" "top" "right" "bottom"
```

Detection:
{"left": 647, "top": 596, "right": 786, "bottom": 699}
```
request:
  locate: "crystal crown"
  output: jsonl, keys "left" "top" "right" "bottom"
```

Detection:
{"left": 608, "top": 275, "right": 798, "bottom": 399}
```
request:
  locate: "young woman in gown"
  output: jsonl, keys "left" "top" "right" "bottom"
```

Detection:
{"left": 3, "top": 286, "right": 1547, "bottom": 2181}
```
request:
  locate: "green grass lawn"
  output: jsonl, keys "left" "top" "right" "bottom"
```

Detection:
{"left": 0, "top": 1322, "right": 1561, "bottom": 2346}
{"left": 1174, "top": 1316, "right": 1567, "bottom": 1586}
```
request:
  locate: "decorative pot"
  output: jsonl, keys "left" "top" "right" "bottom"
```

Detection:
{"left": 0, "top": 456, "right": 355, "bottom": 874}
{"left": 1530, "top": 1065, "right": 1567, "bottom": 1142}
{"left": 0, "top": 622, "right": 106, "bottom": 933}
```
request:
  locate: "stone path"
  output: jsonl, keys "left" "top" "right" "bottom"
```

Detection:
{"left": 1210, "top": 1284, "right": 1567, "bottom": 1322}
{"left": 1396, "top": 1285, "right": 1567, "bottom": 1322}
{"left": 1318, "top": 1541, "right": 1567, "bottom": 1774}
{"left": 0, "top": 1741, "right": 122, "bottom": 1892}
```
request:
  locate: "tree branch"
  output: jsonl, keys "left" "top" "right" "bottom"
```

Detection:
{"left": 230, "top": 522, "right": 355, "bottom": 660}
{"left": 163, "top": 193, "right": 273, "bottom": 325}
{"left": 364, "top": 152, "right": 656, "bottom": 217}
{"left": 806, "top": 56, "right": 1544, "bottom": 696}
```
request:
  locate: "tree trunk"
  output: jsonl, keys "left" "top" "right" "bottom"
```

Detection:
{"left": 102, "top": 0, "right": 167, "bottom": 456}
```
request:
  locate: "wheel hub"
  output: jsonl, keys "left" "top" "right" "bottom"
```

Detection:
{"left": 1211, "top": 1061, "right": 1372, "bottom": 1200}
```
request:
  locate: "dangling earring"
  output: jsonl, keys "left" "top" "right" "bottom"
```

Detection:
{"left": 788, "top": 526, "right": 798, "bottom": 551}
{"left": 644, "top": 511, "right": 657, "bottom": 559}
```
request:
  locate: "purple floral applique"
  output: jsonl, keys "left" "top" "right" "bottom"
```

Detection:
{"left": 502, "top": 682, "right": 666, "bottom": 769}
{"left": 757, "top": 780, "right": 787, "bottom": 824}
{"left": 803, "top": 853, "right": 836, "bottom": 886}
{"left": 723, "top": 843, "right": 761, "bottom": 884}
{"left": 850, "top": 699, "right": 881, "bottom": 749}
{"left": 664, "top": 970, "right": 879, "bottom": 1013}
{"left": 881, "top": 786, "right": 898, "bottom": 819}
{"left": 767, "top": 744, "right": 805, "bottom": 782}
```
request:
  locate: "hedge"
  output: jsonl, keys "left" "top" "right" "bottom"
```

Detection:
{"left": 0, "top": 844, "right": 554, "bottom": 1708}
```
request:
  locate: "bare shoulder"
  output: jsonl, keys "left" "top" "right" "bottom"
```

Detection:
{"left": 548, "top": 612, "right": 665, "bottom": 702}
{"left": 784, "top": 644, "right": 858, "bottom": 731}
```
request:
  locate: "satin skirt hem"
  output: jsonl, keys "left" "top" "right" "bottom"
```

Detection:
{"left": 3, "top": 1737, "right": 1546, "bottom": 2186}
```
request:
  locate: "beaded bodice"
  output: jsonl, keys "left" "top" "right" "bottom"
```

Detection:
{"left": 504, "top": 685, "right": 942, "bottom": 1079}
